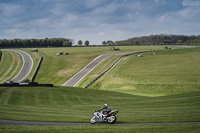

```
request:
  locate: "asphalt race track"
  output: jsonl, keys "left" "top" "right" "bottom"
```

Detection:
{"left": 6, "top": 49, "right": 33, "bottom": 83}
{"left": 0, "top": 120, "right": 199, "bottom": 126}
{"left": 62, "top": 52, "right": 130, "bottom": 87}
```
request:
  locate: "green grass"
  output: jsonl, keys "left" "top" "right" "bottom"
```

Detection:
{"left": 0, "top": 124, "right": 200, "bottom": 133}
{"left": 0, "top": 86, "right": 199, "bottom": 132}
{"left": 0, "top": 50, "right": 23, "bottom": 83}
{"left": 0, "top": 86, "right": 199, "bottom": 123}
{"left": 0, "top": 46, "right": 200, "bottom": 132}
{"left": 18, "top": 46, "right": 171, "bottom": 86}
{"left": 89, "top": 47, "right": 200, "bottom": 96}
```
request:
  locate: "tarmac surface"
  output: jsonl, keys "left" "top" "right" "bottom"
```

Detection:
{"left": 7, "top": 49, "right": 33, "bottom": 83}
{"left": 0, "top": 120, "right": 199, "bottom": 126}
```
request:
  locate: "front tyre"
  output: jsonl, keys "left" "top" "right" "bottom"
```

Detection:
{"left": 90, "top": 116, "right": 96, "bottom": 124}
{"left": 107, "top": 116, "right": 117, "bottom": 124}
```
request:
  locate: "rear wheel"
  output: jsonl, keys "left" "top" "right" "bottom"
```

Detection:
{"left": 90, "top": 116, "right": 96, "bottom": 124}
{"left": 107, "top": 116, "right": 117, "bottom": 124}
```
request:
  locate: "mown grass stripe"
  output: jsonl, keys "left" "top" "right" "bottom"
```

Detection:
{"left": 0, "top": 86, "right": 199, "bottom": 123}
{"left": 0, "top": 50, "right": 22, "bottom": 83}
{"left": 0, "top": 88, "right": 15, "bottom": 105}
{"left": 0, "top": 51, "right": 15, "bottom": 82}
{"left": 3, "top": 51, "right": 16, "bottom": 77}
{"left": 8, "top": 52, "right": 22, "bottom": 80}
{"left": 0, "top": 110, "right": 81, "bottom": 117}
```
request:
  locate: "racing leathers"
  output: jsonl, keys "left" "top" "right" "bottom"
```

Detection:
{"left": 99, "top": 104, "right": 111, "bottom": 119}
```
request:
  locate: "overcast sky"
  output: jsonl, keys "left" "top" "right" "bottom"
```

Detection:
{"left": 0, "top": 0, "right": 200, "bottom": 45}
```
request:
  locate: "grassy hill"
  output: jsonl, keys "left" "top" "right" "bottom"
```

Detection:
{"left": 0, "top": 86, "right": 199, "bottom": 132}
{"left": 87, "top": 47, "right": 200, "bottom": 96}
{"left": 0, "top": 46, "right": 199, "bottom": 132}
{"left": 18, "top": 46, "right": 168, "bottom": 86}
{"left": 0, "top": 86, "right": 199, "bottom": 123}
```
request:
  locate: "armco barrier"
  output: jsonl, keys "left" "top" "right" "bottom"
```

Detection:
{"left": 84, "top": 50, "right": 161, "bottom": 88}
{"left": 31, "top": 56, "right": 43, "bottom": 82}
{"left": 0, "top": 51, "right": 2, "bottom": 62}
{"left": 0, "top": 82, "right": 53, "bottom": 87}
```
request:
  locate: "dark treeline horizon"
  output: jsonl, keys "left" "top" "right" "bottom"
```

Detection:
{"left": 1, "top": 34, "right": 200, "bottom": 48}
{"left": 0, "top": 38, "right": 73, "bottom": 48}
{"left": 115, "top": 34, "right": 200, "bottom": 45}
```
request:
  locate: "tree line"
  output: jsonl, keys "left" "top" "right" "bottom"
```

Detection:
{"left": 103, "top": 34, "right": 200, "bottom": 46}
{"left": 0, "top": 38, "right": 73, "bottom": 48}
{"left": 77, "top": 40, "right": 90, "bottom": 46}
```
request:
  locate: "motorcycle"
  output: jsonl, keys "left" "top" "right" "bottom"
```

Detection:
{"left": 90, "top": 110, "right": 119, "bottom": 124}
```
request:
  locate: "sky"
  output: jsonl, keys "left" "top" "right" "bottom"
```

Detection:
{"left": 0, "top": 0, "right": 200, "bottom": 45}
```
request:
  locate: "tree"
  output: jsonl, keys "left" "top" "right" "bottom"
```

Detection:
{"left": 102, "top": 41, "right": 107, "bottom": 45}
{"left": 63, "top": 40, "right": 72, "bottom": 47}
{"left": 135, "top": 41, "right": 140, "bottom": 45}
{"left": 0, "top": 38, "right": 73, "bottom": 47}
{"left": 107, "top": 40, "right": 115, "bottom": 45}
{"left": 164, "top": 40, "right": 171, "bottom": 44}
{"left": 78, "top": 40, "right": 83, "bottom": 46}
{"left": 84, "top": 40, "right": 90, "bottom": 46}
{"left": 177, "top": 40, "right": 183, "bottom": 44}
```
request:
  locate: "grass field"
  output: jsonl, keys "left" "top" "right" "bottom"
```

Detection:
{"left": 0, "top": 86, "right": 199, "bottom": 132}
{"left": 0, "top": 50, "right": 23, "bottom": 83}
{"left": 1, "top": 124, "right": 200, "bottom": 133}
{"left": 88, "top": 47, "right": 200, "bottom": 96}
{"left": 18, "top": 46, "right": 171, "bottom": 86}
{"left": 1, "top": 86, "right": 199, "bottom": 123}
{"left": 0, "top": 46, "right": 200, "bottom": 132}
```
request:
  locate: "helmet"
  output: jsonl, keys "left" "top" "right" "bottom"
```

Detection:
{"left": 104, "top": 103, "right": 108, "bottom": 107}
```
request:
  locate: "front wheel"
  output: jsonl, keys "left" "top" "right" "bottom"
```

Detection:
{"left": 107, "top": 116, "right": 117, "bottom": 124}
{"left": 90, "top": 116, "right": 96, "bottom": 124}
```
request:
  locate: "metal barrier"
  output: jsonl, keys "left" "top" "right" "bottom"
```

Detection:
{"left": 0, "top": 51, "right": 2, "bottom": 62}
{"left": 0, "top": 82, "right": 53, "bottom": 87}
{"left": 31, "top": 56, "right": 43, "bottom": 82}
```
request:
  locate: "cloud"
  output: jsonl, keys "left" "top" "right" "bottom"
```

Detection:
{"left": 182, "top": 0, "right": 200, "bottom": 7}
{"left": 0, "top": 4, "right": 21, "bottom": 17}
{"left": 0, "top": 0, "right": 200, "bottom": 44}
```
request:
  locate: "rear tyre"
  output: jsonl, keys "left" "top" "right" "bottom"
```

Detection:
{"left": 90, "top": 116, "right": 96, "bottom": 124}
{"left": 107, "top": 116, "right": 117, "bottom": 124}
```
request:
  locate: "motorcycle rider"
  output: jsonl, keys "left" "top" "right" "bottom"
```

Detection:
{"left": 98, "top": 103, "right": 111, "bottom": 119}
